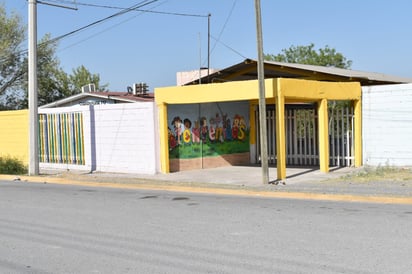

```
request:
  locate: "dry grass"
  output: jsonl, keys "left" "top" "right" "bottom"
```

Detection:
{"left": 341, "top": 166, "right": 412, "bottom": 183}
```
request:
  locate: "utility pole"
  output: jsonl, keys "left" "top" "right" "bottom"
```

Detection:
{"left": 207, "top": 13, "right": 211, "bottom": 83}
{"left": 28, "top": 0, "right": 39, "bottom": 175}
{"left": 254, "top": 0, "right": 269, "bottom": 184}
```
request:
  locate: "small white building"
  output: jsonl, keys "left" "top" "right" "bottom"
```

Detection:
{"left": 39, "top": 90, "right": 159, "bottom": 174}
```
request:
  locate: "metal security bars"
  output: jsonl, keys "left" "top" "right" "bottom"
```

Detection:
{"left": 256, "top": 104, "right": 354, "bottom": 167}
{"left": 329, "top": 105, "right": 354, "bottom": 167}
{"left": 38, "top": 112, "right": 85, "bottom": 165}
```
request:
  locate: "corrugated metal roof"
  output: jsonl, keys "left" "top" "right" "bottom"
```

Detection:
{"left": 187, "top": 59, "right": 412, "bottom": 86}
{"left": 266, "top": 60, "right": 412, "bottom": 83}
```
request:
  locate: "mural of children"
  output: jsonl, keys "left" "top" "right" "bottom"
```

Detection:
{"left": 183, "top": 118, "right": 192, "bottom": 144}
{"left": 168, "top": 127, "right": 177, "bottom": 150}
{"left": 200, "top": 116, "right": 208, "bottom": 142}
{"left": 172, "top": 116, "right": 184, "bottom": 144}
{"left": 215, "top": 113, "right": 224, "bottom": 143}
{"left": 232, "top": 114, "right": 240, "bottom": 140}
{"left": 209, "top": 117, "right": 216, "bottom": 142}
{"left": 192, "top": 120, "right": 200, "bottom": 143}
{"left": 223, "top": 114, "right": 232, "bottom": 141}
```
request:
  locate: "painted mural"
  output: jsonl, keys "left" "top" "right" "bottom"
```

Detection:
{"left": 168, "top": 102, "right": 250, "bottom": 159}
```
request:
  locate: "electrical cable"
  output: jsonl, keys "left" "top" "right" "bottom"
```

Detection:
{"left": 209, "top": 0, "right": 237, "bottom": 57}
{"left": 2, "top": 0, "right": 247, "bottom": 74}
{"left": 210, "top": 34, "right": 247, "bottom": 59}
{"left": 48, "top": 0, "right": 159, "bottom": 44}
{"left": 0, "top": 0, "right": 158, "bottom": 63}
{"left": 58, "top": 0, "right": 168, "bottom": 52}
{"left": 44, "top": 0, "right": 207, "bottom": 17}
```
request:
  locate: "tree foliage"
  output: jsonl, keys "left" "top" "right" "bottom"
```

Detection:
{"left": 264, "top": 43, "right": 353, "bottom": 110}
{"left": 69, "top": 65, "right": 107, "bottom": 93}
{"left": 0, "top": 4, "right": 107, "bottom": 110}
{"left": 0, "top": 4, "right": 25, "bottom": 95}
{"left": 264, "top": 43, "right": 352, "bottom": 69}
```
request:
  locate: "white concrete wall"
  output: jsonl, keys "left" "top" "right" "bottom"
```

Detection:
{"left": 92, "top": 103, "right": 158, "bottom": 174}
{"left": 362, "top": 84, "right": 412, "bottom": 166}
{"left": 39, "top": 103, "right": 159, "bottom": 174}
{"left": 176, "top": 69, "right": 219, "bottom": 86}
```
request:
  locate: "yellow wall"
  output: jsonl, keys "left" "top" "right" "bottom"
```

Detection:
{"left": 0, "top": 110, "right": 29, "bottom": 165}
{"left": 277, "top": 78, "right": 361, "bottom": 101}
{"left": 155, "top": 79, "right": 276, "bottom": 104}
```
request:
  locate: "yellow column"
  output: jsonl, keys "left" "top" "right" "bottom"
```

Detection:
{"left": 157, "top": 102, "right": 170, "bottom": 173}
{"left": 353, "top": 99, "right": 362, "bottom": 167}
{"left": 318, "top": 99, "right": 329, "bottom": 172}
{"left": 275, "top": 93, "right": 286, "bottom": 180}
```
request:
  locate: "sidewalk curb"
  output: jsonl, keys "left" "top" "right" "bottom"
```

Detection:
{"left": 2, "top": 174, "right": 412, "bottom": 205}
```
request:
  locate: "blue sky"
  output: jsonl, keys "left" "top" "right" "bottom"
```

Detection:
{"left": 4, "top": 0, "right": 412, "bottom": 91}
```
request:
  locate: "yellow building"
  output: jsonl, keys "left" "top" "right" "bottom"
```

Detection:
{"left": 155, "top": 78, "right": 362, "bottom": 180}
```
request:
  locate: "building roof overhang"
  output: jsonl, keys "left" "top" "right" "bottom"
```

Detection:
{"left": 186, "top": 59, "right": 412, "bottom": 86}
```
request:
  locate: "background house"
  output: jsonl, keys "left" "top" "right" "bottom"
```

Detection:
{"left": 38, "top": 88, "right": 159, "bottom": 174}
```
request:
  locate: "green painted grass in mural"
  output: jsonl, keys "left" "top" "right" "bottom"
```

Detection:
{"left": 169, "top": 134, "right": 250, "bottom": 159}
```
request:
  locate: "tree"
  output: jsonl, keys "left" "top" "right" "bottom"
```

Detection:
{"left": 265, "top": 43, "right": 353, "bottom": 127}
{"left": 0, "top": 4, "right": 108, "bottom": 110}
{"left": 36, "top": 34, "right": 71, "bottom": 106}
{"left": 264, "top": 43, "right": 352, "bottom": 69}
{"left": 69, "top": 65, "right": 108, "bottom": 94}
{"left": 2, "top": 34, "right": 74, "bottom": 109}
{"left": 0, "top": 4, "right": 25, "bottom": 95}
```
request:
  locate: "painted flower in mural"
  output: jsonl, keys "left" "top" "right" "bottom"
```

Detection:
{"left": 183, "top": 118, "right": 192, "bottom": 144}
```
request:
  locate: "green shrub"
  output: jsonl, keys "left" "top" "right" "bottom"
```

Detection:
{"left": 0, "top": 156, "right": 28, "bottom": 175}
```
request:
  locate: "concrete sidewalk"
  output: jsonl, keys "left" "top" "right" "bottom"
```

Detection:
{"left": 88, "top": 165, "right": 412, "bottom": 198}
{"left": 2, "top": 165, "right": 412, "bottom": 204}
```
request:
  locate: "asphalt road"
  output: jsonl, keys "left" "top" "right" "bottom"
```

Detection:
{"left": 0, "top": 180, "right": 411, "bottom": 274}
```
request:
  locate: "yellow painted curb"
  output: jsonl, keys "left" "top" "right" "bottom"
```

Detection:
{"left": 1, "top": 174, "right": 412, "bottom": 205}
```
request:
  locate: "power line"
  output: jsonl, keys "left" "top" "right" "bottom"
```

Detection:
{"left": 2, "top": 0, "right": 247, "bottom": 73}
{"left": 1, "top": 1, "right": 157, "bottom": 65}
{"left": 1, "top": 0, "right": 208, "bottom": 63}
{"left": 48, "top": 0, "right": 159, "bottom": 44}
{"left": 44, "top": 0, "right": 208, "bottom": 17}
{"left": 37, "top": 0, "right": 78, "bottom": 10}
{"left": 59, "top": 0, "right": 167, "bottom": 51}
{"left": 210, "top": 0, "right": 237, "bottom": 56}
{"left": 210, "top": 34, "right": 247, "bottom": 59}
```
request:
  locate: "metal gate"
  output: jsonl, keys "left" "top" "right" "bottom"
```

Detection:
{"left": 256, "top": 104, "right": 354, "bottom": 167}
{"left": 38, "top": 112, "right": 85, "bottom": 165}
